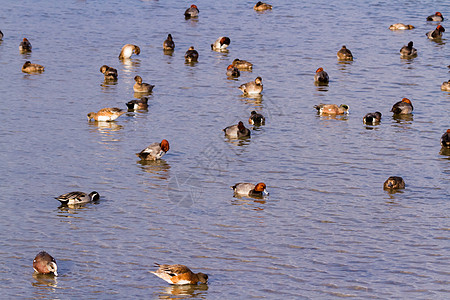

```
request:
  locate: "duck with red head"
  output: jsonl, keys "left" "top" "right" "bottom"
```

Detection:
{"left": 33, "top": 251, "right": 58, "bottom": 276}
{"left": 314, "top": 67, "right": 329, "bottom": 85}
{"left": 223, "top": 121, "right": 251, "bottom": 138}
{"left": 184, "top": 4, "right": 199, "bottom": 18}
{"left": 441, "top": 129, "right": 450, "bottom": 148}
{"left": 137, "top": 139, "right": 170, "bottom": 160}
{"left": 211, "top": 37, "right": 231, "bottom": 51}
{"left": 19, "top": 38, "right": 32, "bottom": 52}
{"left": 426, "top": 25, "right": 445, "bottom": 39}
{"left": 231, "top": 182, "right": 269, "bottom": 197}
{"left": 427, "top": 12, "right": 444, "bottom": 22}
{"left": 226, "top": 65, "right": 240, "bottom": 77}
{"left": 391, "top": 98, "right": 413, "bottom": 115}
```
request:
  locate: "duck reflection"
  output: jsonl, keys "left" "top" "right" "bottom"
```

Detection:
{"left": 120, "top": 58, "right": 141, "bottom": 73}
{"left": 439, "top": 147, "right": 450, "bottom": 157}
{"left": 231, "top": 197, "right": 266, "bottom": 211}
{"left": 392, "top": 114, "right": 413, "bottom": 123}
{"left": 137, "top": 159, "right": 171, "bottom": 180}
{"left": 156, "top": 283, "right": 208, "bottom": 298}
{"left": 316, "top": 114, "right": 349, "bottom": 122}
{"left": 224, "top": 135, "right": 251, "bottom": 147}
{"left": 32, "top": 273, "right": 58, "bottom": 288}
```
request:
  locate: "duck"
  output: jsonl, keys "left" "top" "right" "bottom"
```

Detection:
{"left": 441, "top": 129, "right": 450, "bottom": 148}
{"left": 363, "top": 112, "right": 382, "bottom": 125}
{"left": 152, "top": 263, "right": 208, "bottom": 285}
{"left": 126, "top": 97, "right": 149, "bottom": 110}
{"left": 118, "top": 44, "right": 140, "bottom": 59}
{"left": 254, "top": 1, "right": 272, "bottom": 11}
{"left": 211, "top": 36, "right": 230, "bottom": 51}
{"left": 391, "top": 98, "right": 413, "bottom": 115}
{"left": 314, "top": 67, "right": 329, "bottom": 85}
{"left": 22, "top": 61, "right": 44, "bottom": 73}
{"left": 223, "top": 121, "right": 251, "bottom": 138}
{"left": 427, "top": 12, "right": 444, "bottom": 22}
{"left": 426, "top": 25, "right": 445, "bottom": 39}
{"left": 226, "top": 64, "right": 240, "bottom": 77}
{"left": 184, "top": 4, "right": 199, "bottom": 18}
{"left": 232, "top": 58, "right": 253, "bottom": 70}
{"left": 133, "top": 76, "right": 154, "bottom": 93}
{"left": 163, "top": 34, "right": 175, "bottom": 50}
{"left": 314, "top": 104, "right": 349, "bottom": 115}
{"left": 231, "top": 182, "right": 269, "bottom": 197}
{"left": 185, "top": 46, "right": 199, "bottom": 62}
{"left": 383, "top": 176, "right": 405, "bottom": 190}
{"left": 87, "top": 107, "right": 127, "bottom": 121}
{"left": 136, "top": 139, "right": 170, "bottom": 160}
{"left": 238, "top": 77, "right": 263, "bottom": 95}
{"left": 441, "top": 80, "right": 450, "bottom": 91}
{"left": 19, "top": 38, "right": 32, "bottom": 52}
{"left": 249, "top": 111, "right": 265, "bottom": 125}
{"left": 0, "top": 30, "right": 3, "bottom": 40}
{"left": 337, "top": 45, "right": 353, "bottom": 60}
{"left": 389, "top": 23, "right": 415, "bottom": 30}
{"left": 33, "top": 251, "right": 57, "bottom": 276}
{"left": 400, "top": 41, "right": 417, "bottom": 58}
{"left": 99, "top": 65, "right": 118, "bottom": 81}
{"left": 55, "top": 191, "right": 100, "bottom": 205}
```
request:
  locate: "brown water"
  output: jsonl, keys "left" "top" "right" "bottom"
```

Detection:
{"left": 0, "top": 0, "right": 449, "bottom": 298}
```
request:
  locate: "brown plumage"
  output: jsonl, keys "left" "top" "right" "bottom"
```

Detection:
{"left": 33, "top": 251, "right": 57, "bottom": 276}
{"left": 152, "top": 263, "right": 208, "bottom": 285}
{"left": 87, "top": 107, "right": 126, "bottom": 122}
{"left": 22, "top": 61, "right": 44, "bottom": 73}
{"left": 100, "top": 65, "right": 118, "bottom": 80}
{"left": 383, "top": 176, "right": 405, "bottom": 190}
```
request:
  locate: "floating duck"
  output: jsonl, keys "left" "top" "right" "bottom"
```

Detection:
{"left": 238, "top": 77, "right": 263, "bottom": 95}
{"left": 22, "top": 61, "right": 44, "bottom": 73}
{"left": 119, "top": 44, "right": 140, "bottom": 59}
{"left": 441, "top": 129, "right": 450, "bottom": 148}
{"left": 363, "top": 112, "right": 382, "bottom": 125}
{"left": 249, "top": 111, "right": 265, "bottom": 125}
{"left": 389, "top": 23, "right": 415, "bottom": 30}
{"left": 137, "top": 139, "right": 170, "bottom": 160}
{"left": 337, "top": 45, "right": 353, "bottom": 60}
{"left": 152, "top": 263, "right": 208, "bottom": 285}
{"left": 87, "top": 107, "right": 126, "bottom": 121}
{"left": 185, "top": 46, "right": 199, "bottom": 62}
{"left": 232, "top": 58, "right": 253, "bottom": 70}
{"left": 391, "top": 98, "right": 413, "bottom": 115}
{"left": 133, "top": 75, "right": 154, "bottom": 93}
{"left": 254, "top": 1, "right": 272, "bottom": 11}
{"left": 383, "top": 176, "right": 405, "bottom": 190}
{"left": 427, "top": 12, "right": 444, "bottom": 22}
{"left": 19, "top": 38, "right": 32, "bottom": 52}
{"left": 184, "top": 4, "right": 199, "bottom": 18}
{"left": 126, "top": 97, "right": 149, "bottom": 110}
{"left": 100, "top": 65, "right": 118, "bottom": 81}
{"left": 441, "top": 80, "right": 450, "bottom": 91}
{"left": 314, "top": 104, "right": 349, "bottom": 115}
{"left": 314, "top": 67, "right": 329, "bottom": 85}
{"left": 400, "top": 41, "right": 417, "bottom": 58}
{"left": 33, "top": 251, "right": 57, "bottom": 276}
{"left": 163, "top": 34, "right": 175, "bottom": 50}
{"left": 231, "top": 182, "right": 269, "bottom": 196}
{"left": 211, "top": 36, "right": 230, "bottom": 51}
{"left": 223, "top": 121, "right": 251, "bottom": 138}
{"left": 56, "top": 191, "right": 99, "bottom": 205}
{"left": 426, "top": 25, "right": 445, "bottom": 39}
{"left": 226, "top": 65, "right": 240, "bottom": 77}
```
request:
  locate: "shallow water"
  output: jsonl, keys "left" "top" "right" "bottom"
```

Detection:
{"left": 0, "top": 0, "right": 449, "bottom": 298}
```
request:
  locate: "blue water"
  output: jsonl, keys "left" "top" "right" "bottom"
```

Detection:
{"left": 0, "top": 0, "right": 449, "bottom": 298}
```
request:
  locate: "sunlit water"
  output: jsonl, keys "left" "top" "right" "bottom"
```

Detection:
{"left": 0, "top": 0, "right": 449, "bottom": 298}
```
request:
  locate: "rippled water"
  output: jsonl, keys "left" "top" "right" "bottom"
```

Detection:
{"left": 0, "top": 0, "right": 449, "bottom": 298}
